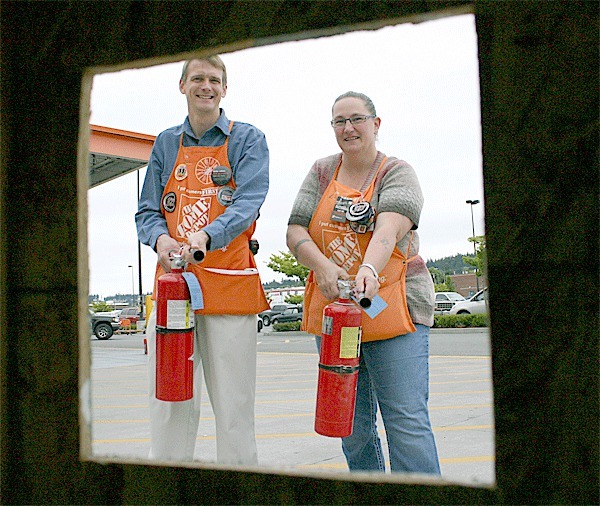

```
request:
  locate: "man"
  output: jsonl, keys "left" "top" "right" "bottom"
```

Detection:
{"left": 136, "top": 56, "right": 269, "bottom": 465}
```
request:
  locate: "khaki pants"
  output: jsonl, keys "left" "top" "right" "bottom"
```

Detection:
{"left": 146, "top": 308, "right": 258, "bottom": 465}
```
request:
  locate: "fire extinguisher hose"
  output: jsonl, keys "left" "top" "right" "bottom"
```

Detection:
{"left": 318, "top": 363, "right": 360, "bottom": 374}
{"left": 156, "top": 326, "right": 194, "bottom": 334}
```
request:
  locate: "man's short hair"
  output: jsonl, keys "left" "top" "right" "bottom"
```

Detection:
{"left": 181, "top": 56, "right": 227, "bottom": 86}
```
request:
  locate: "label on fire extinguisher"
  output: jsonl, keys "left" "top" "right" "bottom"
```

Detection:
{"left": 166, "top": 299, "right": 194, "bottom": 329}
{"left": 322, "top": 316, "right": 333, "bottom": 336}
{"left": 340, "top": 326, "right": 361, "bottom": 359}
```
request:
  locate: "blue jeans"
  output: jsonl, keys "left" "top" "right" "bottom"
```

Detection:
{"left": 316, "top": 324, "right": 440, "bottom": 474}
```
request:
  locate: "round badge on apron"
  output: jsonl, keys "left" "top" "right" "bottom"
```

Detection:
{"left": 162, "top": 192, "right": 177, "bottom": 213}
{"left": 211, "top": 166, "right": 232, "bottom": 186}
{"left": 174, "top": 164, "right": 188, "bottom": 181}
{"left": 346, "top": 201, "right": 375, "bottom": 233}
{"left": 217, "top": 186, "right": 235, "bottom": 206}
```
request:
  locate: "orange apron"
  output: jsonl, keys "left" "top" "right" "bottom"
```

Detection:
{"left": 153, "top": 123, "right": 269, "bottom": 315}
{"left": 303, "top": 158, "right": 416, "bottom": 342}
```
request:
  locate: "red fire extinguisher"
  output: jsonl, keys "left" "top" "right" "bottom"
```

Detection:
{"left": 315, "top": 280, "right": 363, "bottom": 437}
{"left": 155, "top": 253, "right": 195, "bottom": 402}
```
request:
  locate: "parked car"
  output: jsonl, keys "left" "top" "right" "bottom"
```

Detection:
{"left": 257, "top": 316, "right": 263, "bottom": 333}
{"left": 90, "top": 311, "right": 120, "bottom": 340}
{"left": 434, "top": 292, "right": 466, "bottom": 312}
{"left": 259, "top": 303, "right": 296, "bottom": 326}
{"left": 118, "top": 307, "right": 142, "bottom": 323}
{"left": 449, "top": 287, "right": 488, "bottom": 315}
{"left": 271, "top": 306, "right": 303, "bottom": 325}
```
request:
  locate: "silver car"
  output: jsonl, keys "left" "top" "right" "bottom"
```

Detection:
{"left": 449, "top": 288, "right": 488, "bottom": 315}
{"left": 434, "top": 292, "right": 466, "bottom": 312}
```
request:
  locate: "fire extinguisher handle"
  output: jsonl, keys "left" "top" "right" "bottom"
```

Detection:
{"left": 191, "top": 249, "right": 205, "bottom": 262}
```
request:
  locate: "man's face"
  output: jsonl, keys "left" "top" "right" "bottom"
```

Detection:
{"left": 179, "top": 59, "right": 227, "bottom": 116}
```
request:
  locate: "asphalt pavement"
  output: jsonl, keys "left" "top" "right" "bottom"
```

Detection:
{"left": 88, "top": 327, "right": 494, "bottom": 486}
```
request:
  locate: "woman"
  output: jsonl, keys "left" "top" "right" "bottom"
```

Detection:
{"left": 286, "top": 91, "right": 440, "bottom": 474}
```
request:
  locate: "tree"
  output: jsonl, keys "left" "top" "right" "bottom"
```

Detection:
{"left": 428, "top": 267, "right": 445, "bottom": 285}
{"left": 267, "top": 251, "right": 310, "bottom": 285}
{"left": 285, "top": 294, "right": 304, "bottom": 305}
{"left": 429, "top": 267, "right": 457, "bottom": 292}
{"left": 463, "top": 235, "right": 487, "bottom": 280}
{"left": 426, "top": 252, "right": 476, "bottom": 274}
{"left": 91, "top": 301, "right": 114, "bottom": 313}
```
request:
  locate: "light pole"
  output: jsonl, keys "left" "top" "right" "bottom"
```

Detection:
{"left": 137, "top": 169, "right": 144, "bottom": 318}
{"left": 466, "top": 199, "right": 480, "bottom": 293}
{"left": 128, "top": 265, "right": 135, "bottom": 307}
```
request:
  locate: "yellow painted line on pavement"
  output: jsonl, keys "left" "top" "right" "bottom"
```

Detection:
{"left": 430, "top": 370, "right": 492, "bottom": 377}
{"left": 441, "top": 455, "right": 494, "bottom": 464}
{"left": 431, "top": 356, "right": 490, "bottom": 360}
{"left": 94, "top": 404, "right": 491, "bottom": 422}
{"left": 257, "top": 379, "right": 316, "bottom": 385}
{"left": 434, "top": 425, "right": 493, "bottom": 432}
{"left": 256, "top": 398, "right": 315, "bottom": 404}
{"left": 259, "top": 369, "right": 315, "bottom": 374}
{"left": 91, "top": 381, "right": 491, "bottom": 397}
{"left": 93, "top": 381, "right": 146, "bottom": 385}
{"left": 92, "top": 398, "right": 493, "bottom": 411}
{"left": 258, "top": 371, "right": 316, "bottom": 378}
{"left": 431, "top": 390, "right": 490, "bottom": 396}
{"left": 258, "top": 352, "right": 317, "bottom": 356}
{"left": 430, "top": 403, "right": 492, "bottom": 411}
{"left": 258, "top": 387, "right": 317, "bottom": 393}
{"left": 93, "top": 394, "right": 147, "bottom": 398}
{"left": 297, "top": 455, "right": 495, "bottom": 469}
{"left": 92, "top": 369, "right": 489, "bottom": 382}
{"left": 94, "top": 412, "right": 316, "bottom": 425}
{"left": 431, "top": 379, "right": 491, "bottom": 385}
{"left": 93, "top": 401, "right": 212, "bottom": 409}
{"left": 94, "top": 438, "right": 150, "bottom": 444}
{"left": 93, "top": 423, "right": 494, "bottom": 444}
{"left": 92, "top": 402, "right": 493, "bottom": 417}
{"left": 93, "top": 404, "right": 148, "bottom": 409}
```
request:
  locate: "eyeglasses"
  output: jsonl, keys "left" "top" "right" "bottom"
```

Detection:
{"left": 330, "top": 115, "right": 376, "bottom": 129}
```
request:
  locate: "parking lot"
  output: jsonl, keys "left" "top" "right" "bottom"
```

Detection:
{"left": 89, "top": 328, "right": 494, "bottom": 486}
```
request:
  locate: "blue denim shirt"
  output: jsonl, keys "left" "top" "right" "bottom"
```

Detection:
{"left": 135, "top": 110, "right": 269, "bottom": 251}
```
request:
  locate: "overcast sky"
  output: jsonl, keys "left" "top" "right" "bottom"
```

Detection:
{"left": 88, "top": 14, "right": 484, "bottom": 298}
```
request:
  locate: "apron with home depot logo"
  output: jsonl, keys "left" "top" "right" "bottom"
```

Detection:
{"left": 153, "top": 122, "right": 269, "bottom": 315}
{"left": 303, "top": 157, "right": 416, "bottom": 342}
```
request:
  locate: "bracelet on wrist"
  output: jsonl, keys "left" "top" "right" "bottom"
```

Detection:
{"left": 359, "top": 263, "right": 378, "bottom": 279}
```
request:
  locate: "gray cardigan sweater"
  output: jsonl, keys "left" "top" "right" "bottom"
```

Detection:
{"left": 288, "top": 152, "right": 435, "bottom": 327}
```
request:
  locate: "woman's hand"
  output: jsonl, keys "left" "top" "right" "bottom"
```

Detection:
{"left": 354, "top": 265, "right": 381, "bottom": 302}
{"left": 353, "top": 212, "right": 413, "bottom": 302}
{"left": 314, "top": 262, "right": 349, "bottom": 301}
{"left": 287, "top": 224, "right": 350, "bottom": 300}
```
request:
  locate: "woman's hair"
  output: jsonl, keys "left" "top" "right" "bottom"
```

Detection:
{"left": 332, "top": 91, "right": 377, "bottom": 116}
{"left": 181, "top": 55, "right": 227, "bottom": 86}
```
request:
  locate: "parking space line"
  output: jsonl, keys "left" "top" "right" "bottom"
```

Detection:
{"left": 90, "top": 347, "right": 495, "bottom": 484}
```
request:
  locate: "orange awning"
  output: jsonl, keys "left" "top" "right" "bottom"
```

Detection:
{"left": 89, "top": 125, "right": 156, "bottom": 188}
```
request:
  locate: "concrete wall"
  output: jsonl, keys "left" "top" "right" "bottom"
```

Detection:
{"left": 1, "top": 1, "right": 597, "bottom": 504}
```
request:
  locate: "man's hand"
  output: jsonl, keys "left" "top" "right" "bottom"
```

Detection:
{"left": 182, "top": 230, "right": 210, "bottom": 264}
{"left": 156, "top": 234, "right": 181, "bottom": 272}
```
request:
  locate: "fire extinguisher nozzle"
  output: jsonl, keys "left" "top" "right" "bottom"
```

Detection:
{"left": 359, "top": 297, "right": 371, "bottom": 308}
{"left": 191, "top": 249, "right": 205, "bottom": 262}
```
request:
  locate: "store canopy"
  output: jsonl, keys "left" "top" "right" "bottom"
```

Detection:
{"left": 88, "top": 125, "right": 156, "bottom": 188}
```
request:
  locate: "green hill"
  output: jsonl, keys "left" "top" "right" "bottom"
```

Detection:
{"left": 426, "top": 253, "right": 476, "bottom": 274}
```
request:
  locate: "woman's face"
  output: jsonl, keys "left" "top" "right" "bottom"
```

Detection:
{"left": 331, "top": 97, "right": 380, "bottom": 154}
